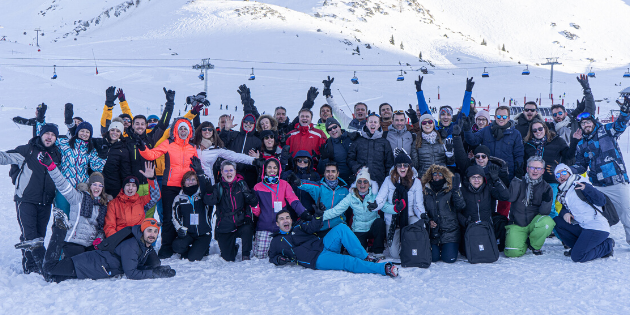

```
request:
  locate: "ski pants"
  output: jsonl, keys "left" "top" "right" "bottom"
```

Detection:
{"left": 316, "top": 224, "right": 386, "bottom": 275}
{"left": 216, "top": 224, "right": 253, "bottom": 262}
{"left": 386, "top": 215, "right": 420, "bottom": 259}
{"left": 597, "top": 183, "right": 630, "bottom": 245}
{"left": 504, "top": 214, "right": 555, "bottom": 257}
{"left": 43, "top": 226, "right": 77, "bottom": 282}
{"left": 173, "top": 233, "right": 212, "bottom": 262}
{"left": 16, "top": 201, "right": 51, "bottom": 274}
{"left": 354, "top": 217, "right": 386, "bottom": 254}
{"left": 553, "top": 217, "right": 614, "bottom": 262}
{"left": 431, "top": 242, "right": 459, "bottom": 263}
{"left": 158, "top": 185, "right": 181, "bottom": 258}
{"left": 253, "top": 230, "right": 274, "bottom": 259}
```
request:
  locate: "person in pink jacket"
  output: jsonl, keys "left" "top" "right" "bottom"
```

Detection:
{"left": 251, "top": 157, "right": 307, "bottom": 258}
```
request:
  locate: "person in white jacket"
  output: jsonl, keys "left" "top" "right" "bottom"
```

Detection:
{"left": 553, "top": 164, "right": 615, "bottom": 262}
{"left": 370, "top": 151, "right": 425, "bottom": 259}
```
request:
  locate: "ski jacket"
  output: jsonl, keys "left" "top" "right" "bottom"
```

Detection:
{"left": 299, "top": 177, "right": 350, "bottom": 230}
{"left": 268, "top": 215, "right": 324, "bottom": 269}
{"left": 523, "top": 135, "right": 578, "bottom": 183}
{"left": 508, "top": 177, "right": 553, "bottom": 227}
{"left": 416, "top": 90, "right": 472, "bottom": 139}
{"left": 375, "top": 167, "right": 425, "bottom": 226}
{"left": 285, "top": 123, "right": 327, "bottom": 157}
{"left": 573, "top": 111, "right": 630, "bottom": 187}
{"left": 172, "top": 178, "right": 212, "bottom": 236}
{"left": 557, "top": 176, "right": 609, "bottom": 232}
{"left": 410, "top": 133, "right": 453, "bottom": 177}
{"left": 317, "top": 130, "right": 355, "bottom": 183}
{"left": 54, "top": 137, "right": 105, "bottom": 188}
{"left": 0, "top": 136, "right": 61, "bottom": 205}
{"left": 464, "top": 121, "right": 524, "bottom": 181}
{"left": 421, "top": 165, "right": 466, "bottom": 245}
{"left": 281, "top": 150, "right": 320, "bottom": 211}
{"left": 153, "top": 110, "right": 196, "bottom": 177}
{"left": 347, "top": 126, "right": 395, "bottom": 186}
{"left": 197, "top": 145, "right": 255, "bottom": 185}
{"left": 102, "top": 139, "right": 132, "bottom": 197}
{"left": 459, "top": 177, "right": 509, "bottom": 227}
{"left": 139, "top": 118, "right": 198, "bottom": 187}
{"left": 386, "top": 127, "right": 416, "bottom": 155}
{"left": 219, "top": 114, "right": 262, "bottom": 188}
{"left": 204, "top": 175, "right": 259, "bottom": 233}
{"left": 103, "top": 179, "right": 160, "bottom": 237}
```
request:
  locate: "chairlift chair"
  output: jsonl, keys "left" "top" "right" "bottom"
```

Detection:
{"left": 587, "top": 67, "right": 596, "bottom": 78}
{"left": 198, "top": 70, "right": 204, "bottom": 81}
{"left": 397, "top": 70, "right": 404, "bottom": 81}
{"left": 623, "top": 68, "right": 630, "bottom": 78}
{"left": 351, "top": 71, "right": 359, "bottom": 84}
{"left": 420, "top": 66, "right": 428, "bottom": 74}
{"left": 249, "top": 68, "right": 255, "bottom": 81}
{"left": 51, "top": 65, "right": 57, "bottom": 80}
{"left": 522, "top": 65, "right": 530, "bottom": 75}
{"left": 481, "top": 67, "right": 489, "bottom": 78}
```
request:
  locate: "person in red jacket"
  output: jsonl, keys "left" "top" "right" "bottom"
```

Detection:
{"left": 136, "top": 117, "right": 198, "bottom": 259}
{"left": 285, "top": 108, "right": 327, "bottom": 160}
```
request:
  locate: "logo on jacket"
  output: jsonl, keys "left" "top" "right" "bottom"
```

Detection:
{"left": 604, "top": 156, "right": 614, "bottom": 163}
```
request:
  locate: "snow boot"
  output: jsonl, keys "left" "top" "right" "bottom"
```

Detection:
{"left": 527, "top": 244, "right": 543, "bottom": 255}
{"left": 54, "top": 208, "right": 71, "bottom": 230}
{"left": 384, "top": 262, "right": 399, "bottom": 278}
{"left": 15, "top": 237, "right": 44, "bottom": 250}
{"left": 602, "top": 239, "right": 615, "bottom": 258}
{"left": 564, "top": 249, "right": 572, "bottom": 257}
{"left": 242, "top": 255, "right": 250, "bottom": 261}
{"left": 364, "top": 254, "right": 384, "bottom": 263}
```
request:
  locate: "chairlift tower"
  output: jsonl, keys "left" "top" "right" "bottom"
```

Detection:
{"left": 542, "top": 57, "right": 561, "bottom": 101}
{"left": 34, "top": 28, "right": 42, "bottom": 47}
{"left": 192, "top": 58, "right": 215, "bottom": 94}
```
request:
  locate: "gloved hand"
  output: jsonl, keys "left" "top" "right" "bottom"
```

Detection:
{"left": 127, "top": 128, "right": 146, "bottom": 150}
{"left": 163, "top": 87, "right": 175, "bottom": 106}
{"left": 616, "top": 96, "right": 630, "bottom": 114}
{"left": 191, "top": 102, "right": 203, "bottom": 115}
{"left": 36, "top": 103, "right": 47, "bottom": 123}
{"left": 319, "top": 143, "right": 333, "bottom": 161}
{"left": 461, "top": 115, "right": 472, "bottom": 132}
{"left": 253, "top": 157, "right": 266, "bottom": 170}
{"left": 488, "top": 163, "right": 500, "bottom": 182}
{"left": 465, "top": 216, "right": 473, "bottom": 226}
{"left": 575, "top": 98, "right": 585, "bottom": 114}
{"left": 406, "top": 104, "right": 419, "bottom": 124}
{"left": 542, "top": 189, "right": 553, "bottom": 203}
{"left": 465, "top": 77, "right": 475, "bottom": 92}
{"left": 38, "top": 152, "right": 56, "bottom": 171}
{"left": 117, "top": 88, "right": 126, "bottom": 102}
{"left": 514, "top": 162, "right": 525, "bottom": 179}
{"left": 237, "top": 84, "right": 251, "bottom": 103}
{"left": 443, "top": 138, "right": 454, "bottom": 158}
{"left": 367, "top": 200, "right": 378, "bottom": 211}
{"left": 394, "top": 147, "right": 404, "bottom": 157}
{"left": 322, "top": 76, "right": 334, "bottom": 97}
{"left": 13, "top": 116, "right": 34, "bottom": 126}
{"left": 393, "top": 199, "right": 406, "bottom": 213}
{"left": 287, "top": 172, "right": 301, "bottom": 187}
{"left": 105, "top": 86, "right": 117, "bottom": 107}
{"left": 177, "top": 228, "right": 187, "bottom": 238}
{"left": 299, "top": 210, "right": 313, "bottom": 221}
{"left": 577, "top": 74, "right": 591, "bottom": 93}
{"left": 303, "top": 87, "right": 319, "bottom": 110}
{"left": 313, "top": 202, "right": 326, "bottom": 218}
{"left": 92, "top": 238, "right": 102, "bottom": 249}
{"left": 451, "top": 173, "right": 461, "bottom": 189}
{"left": 152, "top": 265, "right": 176, "bottom": 278}
{"left": 415, "top": 75, "right": 423, "bottom": 92}
{"left": 276, "top": 255, "right": 292, "bottom": 265}
{"left": 452, "top": 118, "right": 464, "bottom": 136}
{"left": 64, "top": 103, "right": 74, "bottom": 125}
{"left": 190, "top": 156, "right": 204, "bottom": 175}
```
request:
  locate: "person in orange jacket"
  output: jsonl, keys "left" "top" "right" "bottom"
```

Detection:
{"left": 135, "top": 117, "right": 198, "bottom": 259}
{"left": 104, "top": 162, "right": 161, "bottom": 237}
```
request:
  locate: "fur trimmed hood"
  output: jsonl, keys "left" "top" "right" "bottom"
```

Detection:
{"left": 168, "top": 117, "right": 195, "bottom": 142}
{"left": 256, "top": 114, "right": 278, "bottom": 132}
{"left": 421, "top": 164, "right": 454, "bottom": 192}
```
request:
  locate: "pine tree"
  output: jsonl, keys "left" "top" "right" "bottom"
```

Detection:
{"left": 481, "top": 39, "right": 486, "bottom": 46}
{"left": 400, "top": 42, "right": 404, "bottom": 50}
{"left": 502, "top": 44, "right": 506, "bottom": 51}
{"left": 419, "top": 52, "right": 422, "bottom": 60}
{"left": 390, "top": 35, "right": 395, "bottom": 45}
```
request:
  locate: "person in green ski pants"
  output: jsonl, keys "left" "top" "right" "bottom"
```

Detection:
{"left": 505, "top": 156, "right": 556, "bottom": 257}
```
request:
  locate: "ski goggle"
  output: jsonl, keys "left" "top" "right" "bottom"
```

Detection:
{"left": 555, "top": 170, "right": 570, "bottom": 179}
{"left": 577, "top": 112, "right": 593, "bottom": 122}
{"left": 264, "top": 176, "right": 279, "bottom": 184}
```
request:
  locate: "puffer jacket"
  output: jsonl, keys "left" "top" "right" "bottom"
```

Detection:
{"left": 219, "top": 114, "right": 262, "bottom": 188}
{"left": 459, "top": 176, "right": 509, "bottom": 226}
{"left": 375, "top": 167, "right": 425, "bottom": 226}
{"left": 49, "top": 167, "right": 107, "bottom": 247}
{"left": 172, "top": 176, "right": 212, "bottom": 236}
{"left": 282, "top": 150, "right": 320, "bottom": 212}
{"left": 102, "top": 138, "right": 132, "bottom": 197}
{"left": 285, "top": 123, "right": 327, "bottom": 157}
{"left": 268, "top": 215, "right": 324, "bottom": 269}
{"left": 523, "top": 134, "right": 578, "bottom": 183}
{"left": 410, "top": 132, "right": 453, "bottom": 177}
{"left": 103, "top": 179, "right": 161, "bottom": 237}
{"left": 573, "top": 111, "right": 630, "bottom": 187}
{"left": 324, "top": 186, "right": 394, "bottom": 233}
{"left": 464, "top": 121, "right": 524, "bottom": 180}
{"left": 386, "top": 128, "right": 416, "bottom": 154}
{"left": 421, "top": 165, "right": 466, "bottom": 245}
{"left": 197, "top": 145, "right": 255, "bottom": 185}
{"left": 347, "top": 126, "right": 395, "bottom": 186}
{"left": 252, "top": 158, "right": 306, "bottom": 233}
{"left": 139, "top": 117, "right": 198, "bottom": 187}
{"left": 453, "top": 134, "right": 510, "bottom": 186}
{"left": 317, "top": 130, "right": 355, "bottom": 183}
{"left": 204, "top": 174, "right": 259, "bottom": 233}
{"left": 508, "top": 177, "right": 553, "bottom": 227}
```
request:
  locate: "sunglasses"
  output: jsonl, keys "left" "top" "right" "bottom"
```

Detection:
{"left": 148, "top": 119, "right": 159, "bottom": 123}
{"left": 396, "top": 163, "right": 410, "bottom": 169}
{"left": 524, "top": 108, "right": 537, "bottom": 112}
{"left": 201, "top": 127, "right": 213, "bottom": 132}
{"left": 432, "top": 172, "right": 443, "bottom": 177}
{"left": 552, "top": 111, "right": 564, "bottom": 117}
{"left": 356, "top": 179, "right": 369, "bottom": 184}
{"left": 577, "top": 112, "right": 592, "bottom": 122}
{"left": 555, "top": 170, "right": 569, "bottom": 179}
{"left": 264, "top": 135, "right": 275, "bottom": 140}
{"left": 421, "top": 120, "right": 434, "bottom": 125}
{"left": 122, "top": 118, "right": 132, "bottom": 123}
{"left": 474, "top": 154, "right": 487, "bottom": 159}
{"left": 326, "top": 125, "right": 339, "bottom": 132}
{"left": 393, "top": 110, "right": 405, "bottom": 115}
{"left": 496, "top": 115, "right": 509, "bottom": 119}
{"left": 144, "top": 219, "right": 162, "bottom": 227}
{"left": 528, "top": 166, "right": 544, "bottom": 172}
{"left": 296, "top": 158, "right": 309, "bottom": 164}
{"left": 532, "top": 127, "right": 545, "bottom": 132}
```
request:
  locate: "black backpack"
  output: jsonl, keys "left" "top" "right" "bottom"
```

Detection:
{"left": 491, "top": 213, "right": 509, "bottom": 252}
{"left": 400, "top": 220, "right": 431, "bottom": 268}
{"left": 575, "top": 189, "right": 619, "bottom": 226}
{"left": 97, "top": 226, "right": 135, "bottom": 254}
{"left": 464, "top": 221, "right": 499, "bottom": 264}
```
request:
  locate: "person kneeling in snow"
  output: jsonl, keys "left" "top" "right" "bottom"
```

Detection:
{"left": 553, "top": 164, "right": 615, "bottom": 262}
{"left": 268, "top": 209, "right": 399, "bottom": 278}
{"left": 23, "top": 218, "right": 175, "bottom": 282}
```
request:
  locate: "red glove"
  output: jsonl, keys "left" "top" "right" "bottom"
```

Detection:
{"left": 92, "top": 238, "right": 102, "bottom": 249}
{"left": 116, "top": 88, "right": 126, "bottom": 102}
{"left": 191, "top": 103, "right": 203, "bottom": 115}
{"left": 393, "top": 199, "right": 406, "bottom": 213}
{"left": 37, "top": 152, "right": 56, "bottom": 171}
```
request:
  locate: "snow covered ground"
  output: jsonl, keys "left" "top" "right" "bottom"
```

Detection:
{"left": 2, "top": 0, "right": 630, "bottom": 314}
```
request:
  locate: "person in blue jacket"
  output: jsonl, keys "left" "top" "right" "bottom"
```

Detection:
{"left": 268, "top": 209, "right": 398, "bottom": 278}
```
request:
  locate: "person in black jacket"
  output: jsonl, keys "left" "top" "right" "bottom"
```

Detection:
{"left": 205, "top": 160, "right": 259, "bottom": 261}
{"left": 25, "top": 219, "right": 175, "bottom": 282}
{"left": 219, "top": 114, "right": 262, "bottom": 189}
{"left": 347, "top": 114, "right": 395, "bottom": 186}
{"left": 268, "top": 209, "right": 398, "bottom": 277}
{"left": 459, "top": 165, "right": 510, "bottom": 252}
{"left": 2, "top": 124, "right": 61, "bottom": 274}
{"left": 100, "top": 117, "right": 131, "bottom": 198}
{"left": 318, "top": 117, "right": 356, "bottom": 183}
{"left": 421, "top": 164, "right": 466, "bottom": 263}
{"left": 284, "top": 150, "right": 320, "bottom": 219}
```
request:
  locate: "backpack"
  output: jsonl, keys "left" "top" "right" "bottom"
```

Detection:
{"left": 491, "top": 213, "right": 509, "bottom": 252}
{"left": 574, "top": 189, "right": 619, "bottom": 226}
{"left": 400, "top": 220, "right": 431, "bottom": 268}
{"left": 464, "top": 221, "right": 499, "bottom": 264}
{"left": 97, "top": 226, "right": 135, "bottom": 254}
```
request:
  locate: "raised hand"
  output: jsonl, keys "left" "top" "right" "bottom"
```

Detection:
{"left": 37, "top": 152, "right": 56, "bottom": 171}
{"left": 322, "top": 76, "right": 334, "bottom": 97}
{"left": 163, "top": 87, "right": 176, "bottom": 105}
{"left": 406, "top": 104, "right": 419, "bottom": 124}
{"left": 139, "top": 161, "right": 155, "bottom": 179}
{"left": 415, "top": 76, "right": 423, "bottom": 92}
{"left": 616, "top": 96, "right": 630, "bottom": 113}
{"left": 64, "top": 103, "right": 74, "bottom": 125}
{"left": 105, "top": 86, "right": 117, "bottom": 107}
{"left": 367, "top": 200, "right": 378, "bottom": 211}
{"left": 577, "top": 74, "right": 590, "bottom": 92}
{"left": 466, "top": 77, "right": 475, "bottom": 92}
{"left": 190, "top": 156, "right": 204, "bottom": 175}
{"left": 117, "top": 88, "right": 126, "bottom": 102}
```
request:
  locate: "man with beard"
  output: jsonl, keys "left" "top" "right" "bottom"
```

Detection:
{"left": 548, "top": 75, "right": 595, "bottom": 145}
{"left": 514, "top": 101, "right": 544, "bottom": 140}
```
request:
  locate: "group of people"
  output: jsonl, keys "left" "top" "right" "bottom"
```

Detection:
{"left": 3, "top": 73, "right": 629, "bottom": 282}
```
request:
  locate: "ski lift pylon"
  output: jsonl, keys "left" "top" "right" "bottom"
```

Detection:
{"left": 51, "top": 65, "right": 57, "bottom": 80}
{"left": 587, "top": 67, "right": 596, "bottom": 78}
{"left": 397, "top": 70, "right": 404, "bottom": 81}
{"left": 522, "top": 65, "right": 530, "bottom": 75}
{"left": 623, "top": 68, "right": 630, "bottom": 78}
{"left": 351, "top": 71, "right": 359, "bottom": 84}
{"left": 249, "top": 68, "right": 255, "bottom": 81}
{"left": 481, "top": 67, "right": 489, "bottom": 78}
{"left": 198, "top": 69, "right": 204, "bottom": 81}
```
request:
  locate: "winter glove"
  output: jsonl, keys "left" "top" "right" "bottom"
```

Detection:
{"left": 311, "top": 150, "right": 320, "bottom": 164}
{"left": 461, "top": 115, "right": 472, "bottom": 132}
{"left": 276, "top": 255, "right": 292, "bottom": 265}
{"left": 152, "top": 265, "right": 176, "bottom": 278}
{"left": 465, "top": 216, "right": 473, "bottom": 226}
{"left": 177, "top": 228, "right": 187, "bottom": 238}
{"left": 319, "top": 143, "right": 333, "bottom": 161}
{"left": 299, "top": 210, "right": 313, "bottom": 221}
{"left": 36, "top": 103, "right": 47, "bottom": 123}
{"left": 127, "top": 128, "right": 146, "bottom": 150}
{"left": 465, "top": 77, "right": 475, "bottom": 92}
{"left": 488, "top": 163, "right": 500, "bottom": 182}
{"left": 542, "top": 189, "right": 553, "bottom": 203}
{"left": 163, "top": 87, "right": 175, "bottom": 106}
{"left": 237, "top": 84, "right": 251, "bottom": 104}
{"left": 287, "top": 172, "right": 301, "bottom": 187}
{"left": 616, "top": 96, "right": 630, "bottom": 114}
{"left": 451, "top": 173, "right": 461, "bottom": 189}
{"left": 92, "top": 238, "right": 102, "bottom": 249}
{"left": 367, "top": 200, "right": 378, "bottom": 211}
{"left": 190, "top": 156, "right": 204, "bottom": 175}
{"left": 439, "top": 128, "right": 449, "bottom": 140}
{"left": 393, "top": 199, "right": 406, "bottom": 213}
{"left": 574, "top": 98, "right": 585, "bottom": 114}
{"left": 406, "top": 104, "right": 419, "bottom": 124}
{"left": 191, "top": 102, "right": 203, "bottom": 115}
{"left": 443, "top": 138, "right": 454, "bottom": 158}
{"left": 12, "top": 117, "right": 35, "bottom": 126}
{"left": 116, "top": 88, "right": 126, "bottom": 102}
{"left": 105, "top": 86, "right": 117, "bottom": 107}
{"left": 394, "top": 147, "right": 404, "bottom": 157}
{"left": 37, "top": 152, "right": 56, "bottom": 171}
{"left": 415, "top": 75, "right": 423, "bottom": 92}
{"left": 514, "top": 162, "right": 525, "bottom": 179}
{"left": 452, "top": 118, "right": 464, "bottom": 136}
{"left": 576, "top": 74, "right": 591, "bottom": 94}
{"left": 313, "top": 202, "right": 326, "bottom": 218}
{"left": 302, "top": 87, "right": 319, "bottom": 110}
{"left": 253, "top": 157, "right": 266, "bottom": 170}
{"left": 64, "top": 103, "right": 74, "bottom": 125}
{"left": 322, "top": 76, "right": 334, "bottom": 97}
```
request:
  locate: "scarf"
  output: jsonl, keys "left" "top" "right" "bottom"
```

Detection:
{"left": 558, "top": 174, "right": 579, "bottom": 192}
{"left": 523, "top": 173, "right": 543, "bottom": 206}
{"left": 79, "top": 192, "right": 108, "bottom": 230}
{"left": 387, "top": 183, "right": 410, "bottom": 247}
{"left": 530, "top": 136, "right": 547, "bottom": 157}
{"left": 430, "top": 178, "right": 446, "bottom": 193}
{"left": 199, "top": 138, "right": 213, "bottom": 151}
{"left": 183, "top": 184, "right": 199, "bottom": 196}
{"left": 325, "top": 178, "right": 339, "bottom": 190}
{"left": 421, "top": 130, "right": 438, "bottom": 144}
{"left": 491, "top": 122, "right": 511, "bottom": 140}
{"left": 554, "top": 115, "right": 571, "bottom": 131}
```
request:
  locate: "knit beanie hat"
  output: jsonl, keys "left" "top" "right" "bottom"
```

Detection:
{"left": 119, "top": 113, "right": 132, "bottom": 121}
{"left": 122, "top": 175, "right": 139, "bottom": 188}
{"left": 439, "top": 105, "right": 453, "bottom": 116}
{"left": 260, "top": 130, "right": 276, "bottom": 140}
{"left": 466, "top": 165, "right": 486, "bottom": 179}
{"left": 355, "top": 167, "right": 371, "bottom": 183}
{"left": 108, "top": 117, "right": 124, "bottom": 133}
{"left": 475, "top": 110, "right": 490, "bottom": 121}
{"left": 394, "top": 151, "right": 412, "bottom": 165}
{"left": 140, "top": 218, "right": 160, "bottom": 233}
{"left": 419, "top": 113, "right": 434, "bottom": 123}
{"left": 40, "top": 124, "right": 59, "bottom": 138}
{"left": 474, "top": 145, "right": 491, "bottom": 157}
{"left": 75, "top": 121, "right": 93, "bottom": 137}
{"left": 242, "top": 114, "right": 256, "bottom": 124}
{"left": 88, "top": 172, "right": 105, "bottom": 187}
{"left": 554, "top": 163, "right": 573, "bottom": 177}
{"left": 325, "top": 117, "right": 341, "bottom": 130}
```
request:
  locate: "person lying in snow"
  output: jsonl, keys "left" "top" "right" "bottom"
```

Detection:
{"left": 268, "top": 209, "right": 399, "bottom": 278}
